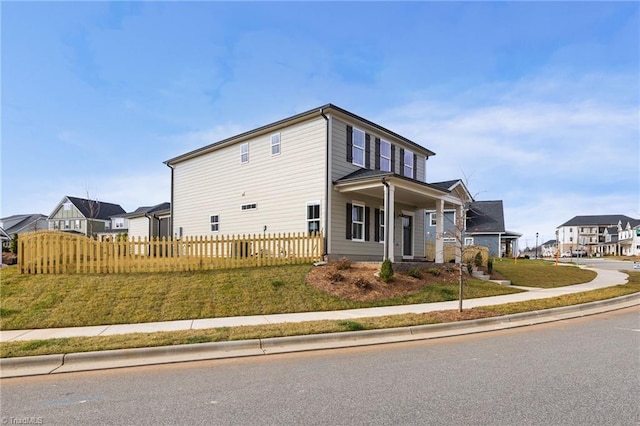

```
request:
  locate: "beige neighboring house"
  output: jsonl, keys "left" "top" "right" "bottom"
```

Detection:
{"left": 165, "top": 104, "right": 472, "bottom": 262}
{"left": 48, "top": 196, "right": 126, "bottom": 237}
{"left": 122, "top": 202, "right": 171, "bottom": 241}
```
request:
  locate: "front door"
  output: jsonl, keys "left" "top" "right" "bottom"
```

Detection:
{"left": 402, "top": 215, "right": 413, "bottom": 259}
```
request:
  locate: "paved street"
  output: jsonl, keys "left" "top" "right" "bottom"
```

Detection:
{"left": 2, "top": 307, "right": 638, "bottom": 425}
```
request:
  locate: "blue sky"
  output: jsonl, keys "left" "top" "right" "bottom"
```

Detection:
{"left": 2, "top": 1, "right": 638, "bottom": 248}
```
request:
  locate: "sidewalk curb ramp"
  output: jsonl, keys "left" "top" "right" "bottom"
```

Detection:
{"left": 2, "top": 293, "right": 638, "bottom": 379}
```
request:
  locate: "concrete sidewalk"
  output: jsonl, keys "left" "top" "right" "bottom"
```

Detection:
{"left": 0, "top": 267, "right": 630, "bottom": 343}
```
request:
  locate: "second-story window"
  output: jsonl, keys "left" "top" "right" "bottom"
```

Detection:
{"left": 241, "top": 143, "right": 249, "bottom": 164}
{"left": 380, "top": 140, "right": 391, "bottom": 172}
{"left": 271, "top": 133, "right": 281, "bottom": 156}
{"left": 352, "top": 128, "right": 365, "bottom": 167}
{"left": 403, "top": 149, "right": 414, "bottom": 178}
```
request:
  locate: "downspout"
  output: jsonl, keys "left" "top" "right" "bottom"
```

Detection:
{"left": 382, "top": 178, "right": 390, "bottom": 261}
{"left": 320, "top": 107, "right": 329, "bottom": 258}
{"left": 144, "top": 213, "right": 153, "bottom": 256}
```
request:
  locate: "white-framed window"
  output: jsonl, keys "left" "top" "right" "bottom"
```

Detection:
{"left": 271, "top": 133, "right": 281, "bottom": 156}
{"left": 75, "top": 220, "right": 81, "bottom": 229}
{"left": 352, "top": 128, "right": 365, "bottom": 167}
{"left": 380, "top": 139, "right": 391, "bottom": 172}
{"left": 352, "top": 203, "right": 365, "bottom": 241}
{"left": 241, "top": 203, "right": 257, "bottom": 211}
{"left": 240, "top": 143, "right": 249, "bottom": 164}
{"left": 64, "top": 220, "right": 70, "bottom": 229}
{"left": 403, "top": 149, "right": 414, "bottom": 178}
{"left": 63, "top": 202, "right": 72, "bottom": 211}
{"left": 114, "top": 218, "right": 125, "bottom": 228}
{"left": 210, "top": 215, "right": 220, "bottom": 232}
{"left": 379, "top": 208, "right": 385, "bottom": 243}
{"left": 429, "top": 212, "right": 437, "bottom": 227}
{"left": 307, "top": 202, "right": 320, "bottom": 235}
{"left": 465, "top": 237, "right": 474, "bottom": 246}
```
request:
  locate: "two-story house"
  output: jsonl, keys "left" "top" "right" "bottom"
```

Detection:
{"left": 48, "top": 196, "right": 126, "bottom": 237}
{"left": 556, "top": 215, "right": 637, "bottom": 255}
{"left": 165, "top": 104, "right": 472, "bottom": 262}
{"left": 617, "top": 220, "right": 640, "bottom": 256}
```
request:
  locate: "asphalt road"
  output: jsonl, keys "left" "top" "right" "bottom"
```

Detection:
{"left": 558, "top": 257, "right": 638, "bottom": 271}
{"left": 2, "top": 307, "right": 638, "bottom": 426}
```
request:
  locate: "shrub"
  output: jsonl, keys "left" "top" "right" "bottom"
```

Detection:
{"left": 444, "top": 265, "right": 455, "bottom": 273}
{"left": 379, "top": 258, "right": 394, "bottom": 282}
{"left": 426, "top": 267, "right": 441, "bottom": 277}
{"left": 9, "top": 234, "right": 18, "bottom": 254}
{"left": 353, "top": 277, "right": 371, "bottom": 289}
{"left": 487, "top": 258, "right": 494, "bottom": 274}
{"left": 474, "top": 251, "right": 483, "bottom": 267}
{"left": 466, "top": 263, "right": 473, "bottom": 274}
{"left": 335, "top": 257, "right": 352, "bottom": 270}
{"left": 408, "top": 268, "right": 422, "bottom": 279}
{"left": 271, "top": 280, "right": 284, "bottom": 288}
{"left": 325, "top": 271, "right": 344, "bottom": 283}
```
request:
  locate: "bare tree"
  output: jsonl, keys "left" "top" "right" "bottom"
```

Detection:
{"left": 84, "top": 188, "right": 101, "bottom": 237}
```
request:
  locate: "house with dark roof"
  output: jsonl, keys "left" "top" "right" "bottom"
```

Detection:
{"left": 48, "top": 196, "right": 126, "bottom": 237}
{"left": 464, "top": 200, "right": 521, "bottom": 258}
{"left": 165, "top": 104, "right": 473, "bottom": 262}
{"left": 0, "top": 214, "right": 48, "bottom": 246}
{"left": 556, "top": 215, "right": 638, "bottom": 255}
{"left": 121, "top": 202, "right": 171, "bottom": 241}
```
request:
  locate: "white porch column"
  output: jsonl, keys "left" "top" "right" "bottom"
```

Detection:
{"left": 435, "top": 199, "right": 444, "bottom": 263}
{"left": 455, "top": 204, "right": 464, "bottom": 264}
{"left": 386, "top": 183, "right": 395, "bottom": 261}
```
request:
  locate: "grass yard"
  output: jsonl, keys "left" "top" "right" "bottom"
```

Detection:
{"left": 0, "top": 264, "right": 520, "bottom": 330}
{"left": 2, "top": 271, "right": 637, "bottom": 359}
{"left": 492, "top": 258, "right": 597, "bottom": 288}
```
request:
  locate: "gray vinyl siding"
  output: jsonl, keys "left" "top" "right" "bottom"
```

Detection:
{"left": 425, "top": 210, "right": 458, "bottom": 242}
{"left": 471, "top": 235, "right": 500, "bottom": 257}
{"left": 172, "top": 117, "right": 327, "bottom": 237}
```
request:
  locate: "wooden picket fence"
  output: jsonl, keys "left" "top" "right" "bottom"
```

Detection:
{"left": 17, "top": 231, "right": 324, "bottom": 274}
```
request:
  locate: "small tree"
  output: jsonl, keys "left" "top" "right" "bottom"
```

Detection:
{"left": 380, "top": 258, "right": 394, "bottom": 282}
{"left": 9, "top": 234, "right": 18, "bottom": 254}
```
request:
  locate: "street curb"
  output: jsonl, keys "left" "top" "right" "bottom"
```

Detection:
{"left": 1, "top": 293, "right": 638, "bottom": 379}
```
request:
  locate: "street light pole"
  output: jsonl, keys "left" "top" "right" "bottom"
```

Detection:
{"left": 535, "top": 232, "right": 539, "bottom": 259}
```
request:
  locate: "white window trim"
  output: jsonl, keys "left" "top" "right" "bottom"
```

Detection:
{"left": 352, "top": 201, "right": 365, "bottom": 242}
{"left": 241, "top": 143, "right": 249, "bottom": 164}
{"left": 429, "top": 212, "right": 436, "bottom": 227}
{"left": 210, "top": 214, "right": 220, "bottom": 232}
{"left": 379, "top": 206, "right": 385, "bottom": 243}
{"left": 403, "top": 149, "right": 414, "bottom": 178}
{"left": 380, "top": 139, "right": 391, "bottom": 172}
{"left": 306, "top": 201, "right": 321, "bottom": 235}
{"left": 352, "top": 128, "right": 365, "bottom": 167}
{"left": 465, "top": 237, "right": 474, "bottom": 246}
{"left": 271, "top": 133, "right": 281, "bottom": 156}
{"left": 443, "top": 237, "right": 456, "bottom": 243}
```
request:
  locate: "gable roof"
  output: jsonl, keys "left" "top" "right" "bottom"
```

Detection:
{"left": 52, "top": 196, "right": 126, "bottom": 220}
{"left": 466, "top": 200, "right": 505, "bottom": 233}
{"left": 121, "top": 202, "right": 171, "bottom": 219}
{"left": 0, "top": 214, "right": 48, "bottom": 235}
{"left": 559, "top": 215, "right": 637, "bottom": 227}
{"left": 165, "top": 104, "right": 436, "bottom": 166}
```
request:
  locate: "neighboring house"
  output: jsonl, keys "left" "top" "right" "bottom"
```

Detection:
{"left": 464, "top": 200, "right": 521, "bottom": 258}
{"left": 601, "top": 226, "right": 619, "bottom": 256}
{"left": 0, "top": 227, "right": 11, "bottom": 247}
{"left": 540, "top": 240, "right": 558, "bottom": 257}
{"left": 48, "top": 196, "right": 126, "bottom": 237}
{"left": 556, "top": 215, "right": 637, "bottom": 255}
{"left": 0, "top": 214, "right": 48, "bottom": 247}
{"left": 122, "top": 202, "right": 171, "bottom": 241}
{"left": 614, "top": 220, "right": 640, "bottom": 256}
{"left": 165, "top": 104, "right": 473, "bottom": 262}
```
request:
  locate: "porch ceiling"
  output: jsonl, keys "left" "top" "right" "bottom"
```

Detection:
{"left": 334, "top": 174, "right": 464, "bottom": 209}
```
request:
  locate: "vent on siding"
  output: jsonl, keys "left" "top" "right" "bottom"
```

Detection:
{"left": 241, "top": 203, "right": 257, "bottom": 211}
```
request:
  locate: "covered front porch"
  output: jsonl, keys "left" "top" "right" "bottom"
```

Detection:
{"left": 334, "top": 171, "right": 471, "bottom": 263}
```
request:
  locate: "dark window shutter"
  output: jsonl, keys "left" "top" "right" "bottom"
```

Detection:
{"left": 374, "top": 208, "right": 380, "bottom": 242}
{"left": 374, "top": 138, "right": 380, "bottom": 170}
{"left": 400, "top": 148, "right": 405, "bottom": 175}
{"left": 346, "top": 203, "right": 352, "bottom": 240}
{"left": 365, "top": 206, "right": 370, "bottom": 242}
{"left": 365, "top": 134, "right": 371, "bottom": 169}
{"left": 391, "top": 145, "right": 396, "bottom": 173}
{"left": 346, "top": 126, "right": 353, "bottom": 163}
{"left": 413, "top": 153, "right": 417, "bottom": 179}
